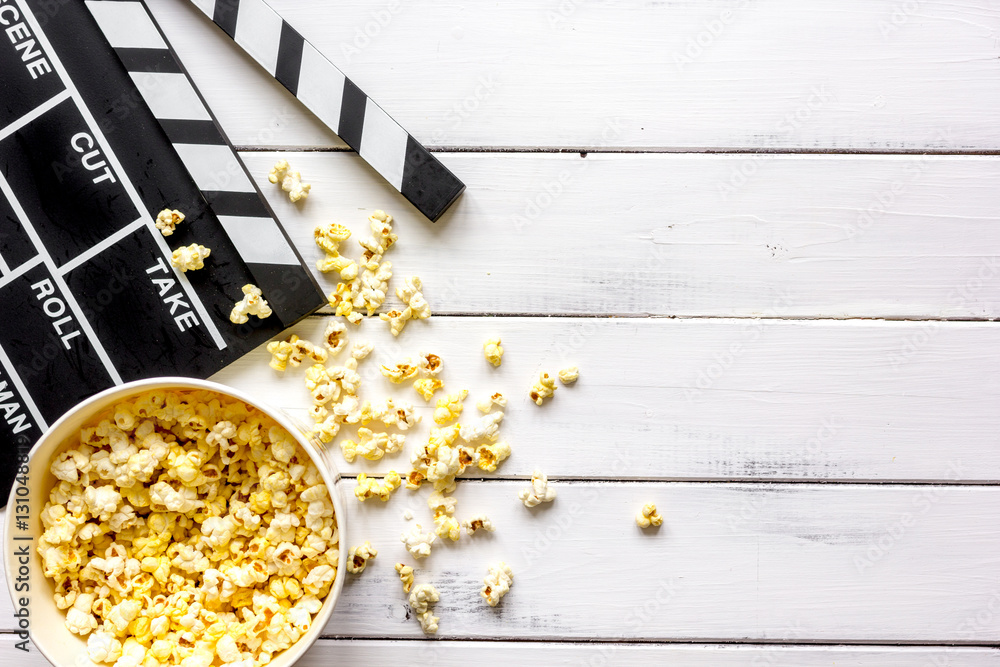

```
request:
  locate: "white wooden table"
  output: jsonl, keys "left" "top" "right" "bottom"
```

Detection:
{"left": 4, "top": 0, "right": 1000, "bottom": 664}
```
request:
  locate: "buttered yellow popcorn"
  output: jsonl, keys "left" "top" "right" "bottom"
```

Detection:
{"left": 381, "top": 276, "right": 431, "bottom": 336}
{"left": 558, "top": 366, "right": 580, "bottom": 384}
{"left": 483, "top": 336, "right": 503, "bottom": 367}
{"left": 433, "top": 389, "right": 468, "bottom": 425}
{"left": 270, "top": 159, "right": 311, "bottom": 202}
{"left": 518, "top": 470, "right": 557, "bottom": 507}
{"left": 413, "top": 378, "right": 443, "bottom": 402}
{"left": 314, "top": 223, "right": 358, "bottom": 280}
{"left": 341, "top": 429, "right": 405, "bottom": 463}
{"left": 170, "top": 243, "right": 211, "bottom": 272}
{"left": 395, "top": 563, "right": 414, "bottom": 593}
{"left": 266, "top": 337, "right": 295, "bottom": 372}
{"left": 381, "top": 362, "right": 418, "bottom": 384}
{"left": 529, "top": 372, "right": 557, "bottom": 406}
{"left": 354, "top": 471, "right": 402, "bottom": 502}
{"left": 476, "top": 440, "right": 511, "bottom": 472}
{"left": 346, "top": 542, "right": 377, "bottom": 574}
{"left": 154, "top": 208, "right": 184, "bottom": 236}
{"left": 328, "top": 279, "right": 363, "bottom": 325}
{"left": 288, "top": 335, "right": 328, "bottom": 367}
{"left": 481, "top": 562, "right": 513, "bottom": 607}
{"left": 636, "top": 503, "right": 663, "bottom": 528}
{"left": 229, "top": 284, "right": 272, "bottom": 324}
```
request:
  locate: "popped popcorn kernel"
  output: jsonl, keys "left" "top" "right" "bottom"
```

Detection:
{"left": 346, "top": 542, "right": 377, "bottom": 574}
{"left": 558, "top": 366, "right": 580, "bottom": 384}
{"left": 462, "top": 514, "right": 496, "bottom": 536}
{"left": 476, "top": 441, "right": 511, "bottom": 473}
{"left": 354, "top": 471, "right": 402, "bottom": 502}
{"left": 529, "top": 372, "right": 557, "bottom": 406}
{"left": 481, "top": 562, "right": 513, "bottom": 607}
{"left": 417, "top": 610, "right": 439, "bottom": 634}
{"left": 170, "top": 244, "right": 211, "bottom": 272}
{"left": 229, "top": 284, "right": 272, "bottom": 324}
{"left": 418, "top": 352, "right": 442, "bottom": 377}
{"left": 266, "top": 338, "right": 294, "bottom": 372}
{"left": 483, "top": 336, "right": 503, "bottom": 367}
{"left": 269, "top": 159, "right": 311, "bottom": 203}
{"left": 323, "top": 319, "right": 348, "bottom": 356}
{"left": 155, "top": 209, "right": 184, "bottom": 236}
{"left": 314, "top": 223, "right": 358, "bottom": 280}
{"left": 380, "top": 362, "right": 418, "bottom": 384}
{"left": 408, "top": 583, "right": 440, "bottom": 634}
{"left": 476, "top": 393, "right": 507, "bottom": 413}
{"left": 413, "top": 378, "right": 443, "bottom": 402}
{"left": 636, "top": 503, "right": 663, "bottom": 528}
{"left": 381, "top": 276, "right": 430, "bottom": 336}
{"left": 341, "top": 429, "right": 404, "bottom": 463}
{"left": 351, "top": 341, "right": 374, "bottom": 360}
{"left": 395, "top": 563, "right": 414, "bottom": 593}
{"left": 518, "top": 470, "right": 557, "bottom": 507}
{"left": 433, "top": 389, "right": 468, "bottom": 425}
{"left": 400, "top": 524, "right": 436, "bottom": 559}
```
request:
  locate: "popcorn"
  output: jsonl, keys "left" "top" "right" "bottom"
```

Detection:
{"left": 418, "top": 352, "right": 442, "bottom": 377}
{"left": 529, "top": 372, "right": 557, "bottom": 406}
{"left": 413, "top": 378, "right": 443, "bottom": 402}
{"left": 359, "top": 259, "right": 393, "bottom": 316}
{"left": 362, "top": 398, "right": 421, "bottom": 431}
{"left": 433, "top": 389, "right": 468, "bottom": 425}
{"left": 408, "top": 583, "right": 440, "bottom": 634}
{"left": 229, "top": 284, "right": 272, "bottom": 324}
{"left": 476, "top": 441, "right": 511, "bottom": 473}
{"left": 481, "top": 562, "right": 513, "bottom": 607}
{"left": 359, "top": 210, "right": 397, "bottom": 269}
{"left": 346, "top": 542, "right": 377, "bottom": 574}
{"left": 380, "top": 276, "right": 431, "bottom": 336}
{"left": 483, "top": 336, "right": 503, "bottom": 367}
{"left": 558, "top": 366, "right": 579, "bottom": 384}
{"left": 269, "top": 159, "right": 311, "bottom": 202}
{"left": 636, "top": 503, "right": 663, "bottom": 528}
{"left": 400, "top": 524, "right": 436, "bottom": 559}
{"left": 314, "top": 223, "right": 358, "bottom": 280}
{"left": 288, "top": 335, "right": 328, "bottom": 367}
{"left": 459, "top": 411, "right": 503, "bottom": 444}
{"left": 433, "top": 514, "right": 461, "bottom": 541}
{"left": 476, "top": 392, "right": 508, "bottom": 413}
{"left": 395, "top": 563, "right": 414, "bottom": 593}
{"left": 154, "top": 209, "right": 184, "bottom": 236}
{"left": 170, "top": 244, "right": 211, "bottom": 272}
{"left": 354, "top": 471, "right": 402, "bottom": 502}
{"left": 518, "top": 470, "right": 557, "bottom": 507}
{"left": 341, "top": 429, "right": 405, "bottom": 463}
{"left": 327, "top": 280, "right": 363, "bottom": 326}
{"left": 380, "top": 362, "right": 418, "bottom": 384}
{"left": 351, "top": 341, "right": 374, "bottom": 360}
{"left": 323, "top": 319, "right": 348, "bottom": 356}
{"left": 266, "top": 338, "right": 294, "bottom": 372}
{"left": 462, "top": 514, "right": 495, "bottom": 536}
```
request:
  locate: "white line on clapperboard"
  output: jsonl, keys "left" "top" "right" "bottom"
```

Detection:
{"left": 0, "top": 255, "right": 43, "bottom": 290}
{"left": 0, "top": 89, "right": 72, "bottom": 143}
{"left": 0, "top": 341, "right": 48, "bottom": 432}
{"left": 15, "top": 0, "right": 227, "bottom": 351}
{"left": 58, "top": 218, "right": 146, "bottom": 275}
{"left": 0, "top": 248, "right": 9, "bottom": 275}
{"left": 0, "top": 173, "right": 124, "bottom": 385}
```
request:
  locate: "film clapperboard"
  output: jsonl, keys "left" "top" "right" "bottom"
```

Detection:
{"left": 0, "top": 0, "right": 465, "bottom": 501}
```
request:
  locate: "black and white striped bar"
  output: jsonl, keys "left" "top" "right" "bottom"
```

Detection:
{"left": 186, "top": 0, "right": 465, "bottom": 222}
{"left": 85, "top": 0, "right": 323, "bottom": 323}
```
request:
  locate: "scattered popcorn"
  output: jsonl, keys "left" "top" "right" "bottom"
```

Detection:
{"left": 483, "top": 336, "right": 503, "bottom": 367}
{"left": 39, "top": 389, "right": 340, "bottom": 667}
{"left": 413, "top": 378, "right": 443, "bottom": 402}
{"left": 408, "top": 583, "right": 440, "bottom": 634}
{"left": 459, "top": 411, "right": 503, "bottom": 444}
{"left": 351, "top": 341, "right": 374, "bottom": 360}
{"left": 341, "top": 429, "right": 405, "bottom": 463}
{"left": 400, "top": 524, "right": 436, "bottom": 559}
{"left": 476, "top": 441, "right": 511, "bottom": 472}
{"left": 462, "top": 514, "right": 496, "bottom": 536}
{"left": 266, "top": 337, "right": 295, "bottom": 371}
{"left": 346, "top": 542, "right": 377, "bottom": 574}
{"left": 354, "top": 471, "right": 402, "bottom": 502}
{"left": 229, "top": 283, "right": 272, "bottom": 324}
{"left": 154, "top": 208, "right": 184, "bottom": 236}
{"left": 476, "top": 392, "right": 508, "bottom": 413}
{"left": 323, "top": 319, "right": 348, "bottom": 356}
{"left": 558, "top": 366, "right": 580, "bottom": 384}
{"left": 636, "top": 503, "right": 663, "bottom": 528}
{"left": 433, "top": 514, "right": 461, "bottom": 541}
{"left": 170, "top": 243, "right": 210, "bottom": 272}
{"left": 381, "top": 276, "right": 431, "bottom": 336}
{"left": 402, "top": 508, "right": 414, "bottom": 521}
{"left": 395, "top": 563, "right": 414, "bottom": 593}
{"left": 529, "top": 372, "right": 557, "bottom": 406}
{"left": 328, "top": 279, "right": 363, "bottom": 326}
{"left": 433, "top": 389, "right": 468, "bottom": 425}
{"left": 481, "top": 562, "right": 513, "bottom": 607}
{"left": 418, "top": 352, "right": 442, "bottom": 377}
{"left": 289, "top": 335, "right": 329, "bottom": 367}
{"left": 269, "top": 159, "right": 311, "bottom": 202}
{"left": 314, "top": 223, "right": 358, "bottom": 280}
{"left": 381, "top": 362, "right": 418, "bottom": 384}
{"left": 417, "top": 610, "right": 439, "bottom": 634}
{"left": 518, "top": 470, "right": 557, "bottom": 507}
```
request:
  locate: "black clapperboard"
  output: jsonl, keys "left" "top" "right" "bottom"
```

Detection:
{"left": 0, "top": 0, "right": 465, "bottom": 503}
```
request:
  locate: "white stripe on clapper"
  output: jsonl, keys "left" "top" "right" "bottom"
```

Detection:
{"left": 58, "top": 218, "right": 146, "bottom": 275}
{"left": 0, "top": 89, "right": 73, "bottom": 144}
{"left": 0, "top": 255, "right": 44, "bottom": 289}
{"left": 17, "top": 0, "right": 228, "bottom": 351}
{"left": 0, "top": 174, "right": 124, "bottom": 385}
{"left": 0, "top": 341, "right": 48, "bottom": 432}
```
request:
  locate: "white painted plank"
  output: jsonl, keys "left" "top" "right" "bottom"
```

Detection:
{"left": 144, "top": 0, "right": 1000, "bottom": 150}
{"left": 238, "top": 151, "right": 1000, "bottom": 319}
{"left": 211, "top": 316, "right": 1000, "bottom": 482}
{"left": 2, "top": 484, "right": 998, "bottom": 641}
{"left": 1, "top": 636, "right": 996, "bottom": 666}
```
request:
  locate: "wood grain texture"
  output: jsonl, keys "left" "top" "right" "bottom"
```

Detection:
{"left": 3, "top": 484, "right": 999, "bottom": 640}
{"left": 144, "top": 0, "right": 1000, "bottom": 150}
{"left": 237, "top": 151, "right": 1000, "bottom": 319}
{"left": 2, "top": 636, "right": 999, "bottom": 666}
{"left": 211, "top": 315, "right": 1000, "bottom": 482}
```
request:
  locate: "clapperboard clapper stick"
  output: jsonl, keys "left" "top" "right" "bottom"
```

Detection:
{"left": 188, "top": 0, "right": 465, "bottom": 222}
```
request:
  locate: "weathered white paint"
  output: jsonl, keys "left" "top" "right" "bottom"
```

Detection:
{"left": 239, "top": 151, "right": 1000, "bottom": 319}
{"left": 211, "top": 315, "right": 1000, "bottom": 481}
{"left": 144, "top": 0, "right": 1000, "bottom": 150}
{"left": 2, "top": 636, "right": 999, "bottom": 666}
{"left": 3, "top": 484, "right": 998, "bottom": 640}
